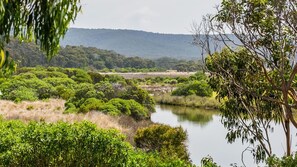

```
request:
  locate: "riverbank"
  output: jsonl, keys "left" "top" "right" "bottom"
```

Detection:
{"left": 154, "top": 94, "right": 220, "bottom": 109}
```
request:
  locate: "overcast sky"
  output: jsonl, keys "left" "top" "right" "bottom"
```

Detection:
{"left": 71, "top": 0, "right": 221, "bottom": 34}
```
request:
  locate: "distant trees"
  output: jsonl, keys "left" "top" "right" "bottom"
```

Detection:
{"left": 7, "top": 40, "right": 203, "bottom": 72}
{"left": 194, "top": 0, "right": 297, "bottom": 162}
{"left": 155, "top": 57, "right": 203, "bottom": 72}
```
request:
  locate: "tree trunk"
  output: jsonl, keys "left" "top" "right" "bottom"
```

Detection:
{"left": 285, "top": 119, "right": 291, "bottom": 156}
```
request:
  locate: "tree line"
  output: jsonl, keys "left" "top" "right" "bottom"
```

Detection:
{"left": 6, "top": 39, "right": 203, "bottom": 72}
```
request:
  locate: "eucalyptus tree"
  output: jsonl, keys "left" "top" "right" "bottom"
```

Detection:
{"left": 194, "top": 0, "right": 297, "bottom": 162}
{"left": 0, "top": 0, "right": 81, "bottom": 76}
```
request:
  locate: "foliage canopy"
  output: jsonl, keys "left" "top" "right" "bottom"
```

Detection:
{"left": 0, "top": 0, "right": 81, "bottom": 76}
{"left": 194, "top": 0, "right": 297, "bottom": 162}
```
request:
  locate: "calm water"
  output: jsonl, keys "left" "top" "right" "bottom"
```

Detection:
{"left": 151, "top": 105, "right": 297, "bottom": 167}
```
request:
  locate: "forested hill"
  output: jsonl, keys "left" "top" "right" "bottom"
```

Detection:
{"left": 6, "top": 40, "right": 202, "bottom": 72}
{"left": 60, "top": 28, "right": 201, "bottom": 60}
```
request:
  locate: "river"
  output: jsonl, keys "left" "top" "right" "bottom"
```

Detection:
{"left": 151, "top": 105, "right": 297, "bottom": 167}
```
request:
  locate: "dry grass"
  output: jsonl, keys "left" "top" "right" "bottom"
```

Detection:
{"left": 0, "top": 99, "right": 152, "bottom": 144}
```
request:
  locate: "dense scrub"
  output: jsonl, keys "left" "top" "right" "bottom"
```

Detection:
{"left": 172, "top": 80, "right": 213, "bottom": 97}
{"left": 172, "top": 72, "right": 213, "bottom": 97}
{"left": 0, "top": 67, "right": 155, "bottom": 120}
{"left": 144, "top": 72, "right": 218, "bottom": 108}
{"left": 0, "top": 119, "right": 193, "bottom": 166}
{"left": 135, "top": 124, "right": 189, "bottom": 161}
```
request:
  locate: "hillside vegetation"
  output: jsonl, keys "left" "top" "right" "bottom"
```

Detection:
{"left": 6, "top": 40, "right": 202, "bottom": 72}
{"left": 61, "top": 28, "right": 201, "bottom": 60}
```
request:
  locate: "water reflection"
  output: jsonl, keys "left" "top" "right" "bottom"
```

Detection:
{"left": 152, "top": 105, "right": 297, "bottom": 167}
{"left": 158, "top": 105, "right": 219, "bottom": 127}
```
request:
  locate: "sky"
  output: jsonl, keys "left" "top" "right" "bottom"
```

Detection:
{"left": 71, "top": 0, "right": 222, "bottom": 34}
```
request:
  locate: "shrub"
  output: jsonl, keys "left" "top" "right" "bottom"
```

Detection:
{"left": 79, "top": 98, "right": 104, "bottom": 113}
{"left": 107, "top": 98, "right": 149, "bottom": 120}
{"left": 43, "top": 77, "right": 76, "bottom": 87}
{"left": 0, "top": 120, "right": 132, "bottom": 166}
{"left": 6, "top": 87, "right": 38, "bottom": 102}
{"left": 189, "top": 71, "right": 208, "bottom": 81}
{"left": 31, "top": 70, "right": 68, "bottom": 79}
{"left": 134, "top": 124, "right": 189, "bottom": 161}
{"left": 17, "top": 72, "right": 38, "bottom": 79}
{"left": 64, "top": 102, "right": 79, "bottom": 113}
{"left": 172, "top": 80, "right": 213, "bottom": 97}
{"left": 70, "top": 69, "right": 92, "bottom": 83}
{"left": 88, "top": 71, "right": 104, "bottom": 83}
{"left": 121, "top": 86, "right": 155, "bottom": 112}
{"left": 128, "top": 100, "right": 150, "bottom": 120}
{"left": 98, "top": 104, "right": 121, "bottom": 116}
{"left": 107, "top": 98, "right": 132, "bottom": 115}
{"left": 55, "top": 85, "right": 75, "bottom": 100}
{"left": 74, "top": 83, "right": 96, "bottom": 99}
{"left": 105, "top": 74, "right": 125, "bottom": 83}
{"left": 94, "top": 81, "right": 115, "bottom": 99}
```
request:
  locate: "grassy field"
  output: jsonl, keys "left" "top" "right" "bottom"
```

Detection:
{"left": 0, "top": 99, "right": 151, "bottom": 144}
{"left": 99, "top": 72, "right": 195, "bottom": 79}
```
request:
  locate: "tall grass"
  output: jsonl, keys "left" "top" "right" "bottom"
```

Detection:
{"left": 154, "top": 94, "right": 220, "bottom": 109}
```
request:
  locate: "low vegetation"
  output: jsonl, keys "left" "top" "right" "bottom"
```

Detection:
{"left": 145, "top": 72, "right": 219, "bottom": 109}
{"left": 0, "top": 99, "right": 152, "bottom": 144}
{"left": 0, "top": 67, "right": 155, "bottom": 120}
{"left": 155, "top": 94, "right": 219, "bottom": 109}
{"left": 0, "top": 118, "right": 193, "bottom": 166}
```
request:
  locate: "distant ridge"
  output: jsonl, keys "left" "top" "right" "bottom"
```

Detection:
{"left": 60, "top": 28, "right": 202, "bottom": 60}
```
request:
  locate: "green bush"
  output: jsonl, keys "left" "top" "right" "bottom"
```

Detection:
{"left": 64, "top": 102, "right": 79, "bottom": 113}
{"left": 134, "top": 124, "right": 189, "bottom": 161}
{"left": 74, "top": 83, "right": 96, "bottom": 99}
{"left": 172, "top": 80, "right": 213, "bottom": 97}
{"left": 70, "top": 69, "right": 92, "bottom": 83}
{"left": 0, "top": 77, "right": 55, "bottom": 100}
{"left": 121, "top": 86, "right": 155, "bottom": 112}
{"left": 43, "top": 77, "right": 76, "bottom": 87}
{"left": 8, "top": 87, "right": 38, "bottom": 102}
{"left": 88, "top": 71, "right": 104, "bottom": 83}
{"left": 55, "top": 85, "right": 75, "bottom": 100}
{"left": 98, "top": 103, "right": 121, "bottom": 116}
{"left": 189, "top": 72, "right": 208, "bottom": 81}
{"left": 0, "top": 120, "right": 132, "bottom": 166}
{"left": 94, "top": 81, "right": 115, "bottom": 99}
{"left": 107, "top": 98, "right": 149, "bottom": 120}
{"left": 32, "top": 70, "right": 68, "bottom": 79}
{"left": 79, "top": 98, "right": 104, "bottom": 113}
